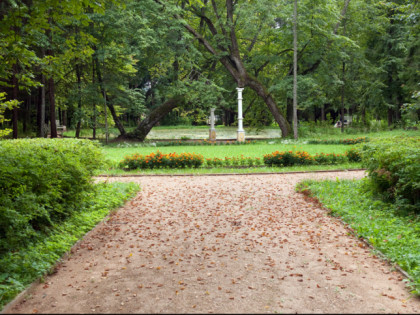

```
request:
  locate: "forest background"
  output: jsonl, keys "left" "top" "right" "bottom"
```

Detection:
{"left": 0, "top": 0, "right": 419, "bottom": 140}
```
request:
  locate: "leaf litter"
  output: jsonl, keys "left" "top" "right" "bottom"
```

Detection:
{"left": 4, "top": 171, "right": 420, "bottom": 314}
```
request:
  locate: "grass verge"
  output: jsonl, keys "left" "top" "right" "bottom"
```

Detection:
{"left": 0, "top": 182, "right": 140, "bottom": 311}
{"left": 297, "top": 179, "right": 420, "bottom": 295}
{"left": 97, "top": 162, "right": 363, "bottom": 176}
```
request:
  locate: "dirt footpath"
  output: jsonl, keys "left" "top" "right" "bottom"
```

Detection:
{"left": 3, "top": 171, "right": 420, "bottom": 314}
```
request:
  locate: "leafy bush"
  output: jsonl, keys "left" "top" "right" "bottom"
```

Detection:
{"left": 263, "top": 150, "right": 347, "bottom": 167}
{"left": 346, "top": 147, "right": 362, "bottom": 162}
{"left": 307, "top": 137, "right": 369, "bottom": 145}
{"left": 119, "top": 151, "right": 204, "bottom": 169}
{"left": 0, "top": 181, "right": 139, "bottom": 310}
{"left": 0, "top": 138, "right": 105, "bottom": 253}
{"left": 204, "top": 156, "right": 263, "bottom": 167}
{"left": 361, "top": 137, "right": 420, "bottom": 213}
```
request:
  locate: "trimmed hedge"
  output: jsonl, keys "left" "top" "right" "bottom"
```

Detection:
{"left": 263, "top": 150, "right": 347, "bottom": 167}
{"left": 0, "top": 139, "right": 105, "bottom": 253}
{"left": 361, "top": 137, "right": 420, "bottom": 213}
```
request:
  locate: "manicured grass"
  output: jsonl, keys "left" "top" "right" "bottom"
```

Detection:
{"left": 297, "top": 179, "right": 420, "bottom": 295}
{"left": 102, "top": 143, "right": 352, "bottom": 167}
{"left": 97, "top": 162, "right": 363, "bottom": 176}
{"left": 0, "top": 182, "right": 140, "bottom": 311}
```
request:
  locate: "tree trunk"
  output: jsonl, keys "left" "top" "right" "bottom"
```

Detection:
{"left": 286, "top": 98, "right": 293, "bottom": 125}
{"left": 321, "top": 105, "right": 325, "bottom": 121}
{"left": 181, "top": 4, "right": 290, "bottom": 137}
{"left": 293, "top": 0, "right": 298, "bottom": 139}
{"left": 341, "top": 62, "right": 345, "bottom": 133}
{"left": 388, "top": 108, "right": 393, "bottom": 127}
{"left": 361, "top": 107, "right": 366, "bottom": 126}
{"left": 49, "top": 77, "right": 57, "bottom": 138}
{"left": 245, "top": 75, "right": 290, "bottom": 136}
{"left": 62, "top": 110, "right": 67, "bottom": 128}
{"left": 124, "top": 97, "right": 183, "bottom": 141}
{"left": 92, "top": 58, "right": 97, "bottom": 140}
{"left": 75, "top": 64, "right": 82, "bottom": 138}
{"left": 94, "top": 54, "right": 126, "bottom": 136}
{"left": 23, "top": 94, "right": 31, "bottom": 134}
{"left": 12, "top": 65, "right": 18, "bottom": 139}
{"left": 38, "top": 74, "right": 46, "bottom": 137}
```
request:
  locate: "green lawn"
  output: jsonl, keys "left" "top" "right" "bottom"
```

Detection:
{"left": 80, "top": 127, "right": 418, "bottom": 174}
{"left": 102, "top": 143, "right": 353, "bottom": 166}
{"left": 98, "top": 162, "right": 362, "bottom": 176}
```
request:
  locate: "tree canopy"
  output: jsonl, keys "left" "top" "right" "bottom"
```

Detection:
{"left": 0, "top": 0, "right": 418, "bottom": 139}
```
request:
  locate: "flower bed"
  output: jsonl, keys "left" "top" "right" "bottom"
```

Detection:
{"left": 119, "top": 149, "right": 359, "bottom": 170}
{"left": 119, "top": 151, "right": 204, "bottom": 170}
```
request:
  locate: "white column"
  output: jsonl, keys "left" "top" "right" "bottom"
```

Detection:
{"left": 237, "top": 87, "right": 245, "bottom": 142}
{"left": 209, "top": 108, "right": 216, "bottom": 141}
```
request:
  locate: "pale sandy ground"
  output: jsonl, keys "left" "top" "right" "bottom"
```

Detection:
{"left": 3, "top": 171, "right": 420, "bottom": 314}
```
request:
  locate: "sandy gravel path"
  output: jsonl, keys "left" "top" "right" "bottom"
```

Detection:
{"left": 3, "top": 171, "right": 420, "bottom": 314}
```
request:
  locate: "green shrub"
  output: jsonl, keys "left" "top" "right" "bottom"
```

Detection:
{"left": 307, "top": 137, "right": 369, "bottom": 145}
{"left": 361, "top": 137, "right": 420, "bottom": 213}
{"left": 0, "top": 138, "right": 105, "bottom": 253}
{"left": 346, "top": 147, "right": 362, "bottom": 162}
{"left": 263, "top": 150, "right": 346, "bottom": 167}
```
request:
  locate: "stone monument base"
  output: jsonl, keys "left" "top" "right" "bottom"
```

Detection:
{"left": 237, "top": 131, "right": 245, "bottom": 142}
{"left": 209, "top": 129, "right": 216, "bottom": 141}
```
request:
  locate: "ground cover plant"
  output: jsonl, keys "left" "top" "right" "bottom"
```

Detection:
{"left": 0, "top": 182, "right": 139, "bottom": 310}
{"left": 297, "top": 179, "right": 420, "bottom": 296}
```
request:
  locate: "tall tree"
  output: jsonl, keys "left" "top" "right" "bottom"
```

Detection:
{"left": 293, "top": 0, "right": 298, "bottom": 139}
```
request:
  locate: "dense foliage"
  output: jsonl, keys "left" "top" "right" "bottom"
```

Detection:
{"left": 307, "top": 137, "right": 369, "bottom": 145}
{"left": 297, "top": 180, "right": 420, "bottom": 295}
{"left": 263, "top": 150, "right": 348, "bottom": 167}
{"left": 361, "top": 137, "right": 420, "bottom": 213}
{"left": 0, "top": 139, "right": 104, "bottom": 253}
{"left": 1, "top": 1, "right": 419, "bottom": 140}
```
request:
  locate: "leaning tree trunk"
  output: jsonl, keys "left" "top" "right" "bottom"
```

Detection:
{"left": 94, "top": 54, "right": 126, "bottom": 137}
{"left": 123, "top": 97, "right": 183, "bottom": 141}
{"left": 245, "top": 75, "right": 290, "bottom": 136}
{"left": 179, "top": 2, "right": 291, "bottom": 138}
